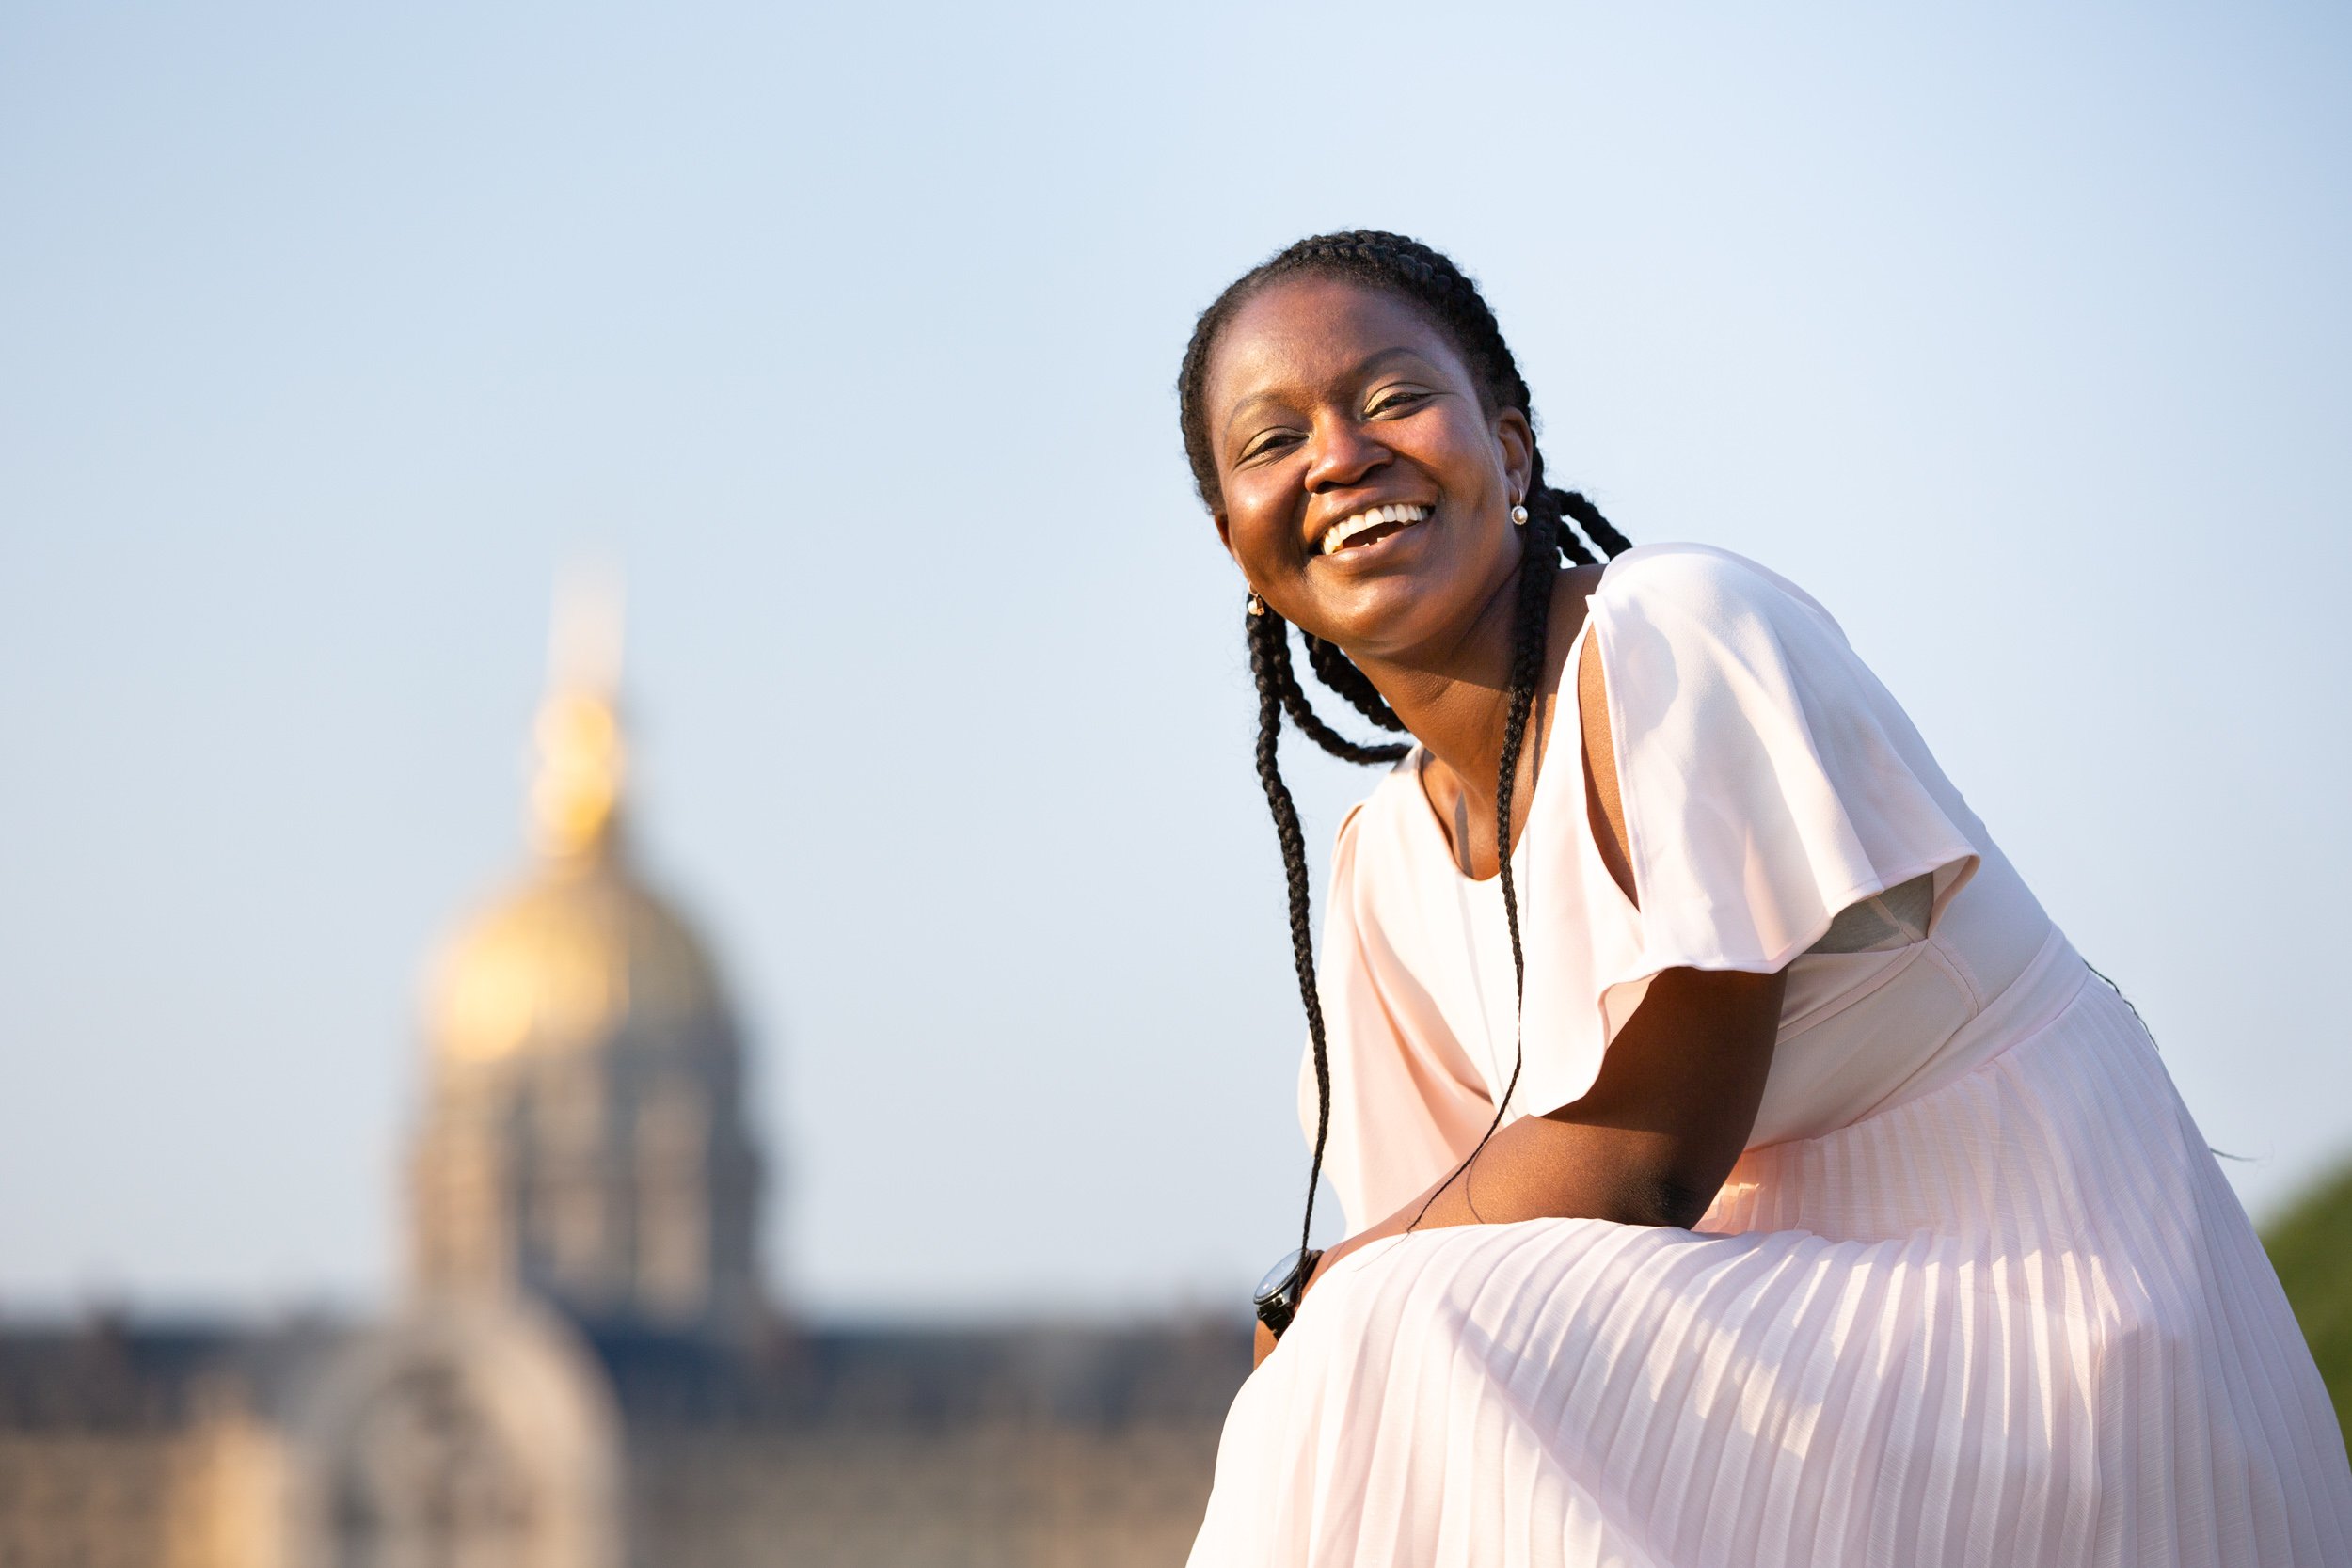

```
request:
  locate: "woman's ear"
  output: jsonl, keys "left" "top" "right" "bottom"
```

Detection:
{"left": 1213, "top": 508, "right": 1236, "bottom": 560}
{"left": 1495, "top": 407, "right": 1535, "bottom": 502}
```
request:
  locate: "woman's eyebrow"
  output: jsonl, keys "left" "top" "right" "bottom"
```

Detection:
{"left": 1349, "top": 346, "right": 1442, "bottom": 381}
{"left": 1222, "top": 390, "right": 1294, "bottom": 439}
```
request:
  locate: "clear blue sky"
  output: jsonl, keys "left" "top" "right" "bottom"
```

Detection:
{"left": 3, "top": 1, "right": 2346, "bottom": 1321}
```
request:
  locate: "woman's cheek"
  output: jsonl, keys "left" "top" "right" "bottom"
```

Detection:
{"left": 1233, "top": 500, "right": 1299, "bottom": 575}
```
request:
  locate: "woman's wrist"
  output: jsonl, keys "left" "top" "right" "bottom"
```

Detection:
{"left": 1296, "top": 1226, "right": 1390, "bottom": 1302}
{"left": 1299, "top": 1236, "right": 1354, "bottom": 1296}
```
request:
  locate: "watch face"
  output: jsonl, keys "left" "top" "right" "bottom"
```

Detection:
{"left": 1253, "top": 1247, "right": 1308, "bottom": 1307}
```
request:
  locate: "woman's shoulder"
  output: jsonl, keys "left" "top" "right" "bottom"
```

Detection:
{"left": 1584, "top": 542, "right": 1874, "bottom": 705}
{"left": 1593, "top": 541, "right": 1844, "bottom": 636}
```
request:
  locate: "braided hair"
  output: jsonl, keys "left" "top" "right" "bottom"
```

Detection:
{"left": 1176, "top": 231, "right": 1634, "bottom": 1270}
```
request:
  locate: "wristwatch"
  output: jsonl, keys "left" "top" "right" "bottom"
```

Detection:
{"left": 1252, "top": 1246, "right": 1325, "bottom": 1340}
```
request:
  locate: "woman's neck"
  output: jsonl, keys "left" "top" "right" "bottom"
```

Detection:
{"left": 1350, "top": 566, "right": 1600, "bottom": 800}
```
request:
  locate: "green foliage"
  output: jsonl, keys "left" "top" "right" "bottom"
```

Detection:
{"left": 2263, "top": 1161, "right": 2352, "bottom": 1447}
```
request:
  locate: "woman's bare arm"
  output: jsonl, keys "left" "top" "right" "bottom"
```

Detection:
{"left": 1249, "top": 963, "right": 1785, "bottom": 1360}
{"left": 1252, "top": 629, "right": 1788, "bottom": 1365}
{"left": 1322, "top": 963, "right": 1783, "bottom": 1257}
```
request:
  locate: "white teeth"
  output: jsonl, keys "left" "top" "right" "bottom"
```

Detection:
{"left": 1320, "top": 503, "right": 1429, "bottom": 555}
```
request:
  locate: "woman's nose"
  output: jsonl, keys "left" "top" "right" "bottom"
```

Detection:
{"left": 1303, "top": 414, "right": 1390, "bottom": 494}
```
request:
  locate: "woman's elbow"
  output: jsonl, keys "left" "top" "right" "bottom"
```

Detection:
{"left": 1612, "top": 1172, "right": 1720, "bottom": 1230}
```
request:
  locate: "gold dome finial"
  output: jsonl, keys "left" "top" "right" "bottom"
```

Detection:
{"left": 531, "top": 562, "right": 628, "bottom": 861}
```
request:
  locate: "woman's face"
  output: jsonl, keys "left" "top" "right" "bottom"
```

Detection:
{"left": 1202, "top": 276, "right": 1533, "bottom": 660}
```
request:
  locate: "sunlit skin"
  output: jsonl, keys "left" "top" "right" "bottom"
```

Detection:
{"left": 1202, "top": 278, "right": 1788, "bottom": 1367}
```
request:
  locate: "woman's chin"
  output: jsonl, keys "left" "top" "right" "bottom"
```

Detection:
{"left": 1298, "top": 549, "right": 1495, "bottom": 653}
{"left": 1303, "top": 581, "right": 1469, "bottom": 663}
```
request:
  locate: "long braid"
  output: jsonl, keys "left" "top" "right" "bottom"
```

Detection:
{"left": 1409, "top": 504, "right": 1562, "bottom": 1227}
{"left": 1264, "top": 624, "right": 1409, "bottom": 766}
{"left": 1248, "top": 604, "right": 1339, "bottom": 1268}
{"left": 1304, "top": 635, "right": 1408, "bottom": 734}
{"left": 1177, "top": 230, "right": 1637, "bottom": 1266}
{"left": 1559, "top": 487, "right": 1631, "bottom": 559}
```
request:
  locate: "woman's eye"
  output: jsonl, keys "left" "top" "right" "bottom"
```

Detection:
{"left": 1241, "top": 432, "right": 1300, "bottom": 463}
{"left": 1368, "top": 389, "right": 1425, "bottom": 417}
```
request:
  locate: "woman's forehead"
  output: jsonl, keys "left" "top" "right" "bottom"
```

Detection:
{"left": 1208, "top": 277, "right": 1467, "bottom": 408}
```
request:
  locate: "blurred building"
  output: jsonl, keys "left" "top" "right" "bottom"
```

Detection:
{"left": 0, "top": 582, "right": 1248, "bottom": 1567}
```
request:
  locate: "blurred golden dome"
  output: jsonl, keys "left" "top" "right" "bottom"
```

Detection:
{"left": 424, "top": 562, "right": 730, "bottom": 1068}
{"left": 428, "top": 860, "right": 727, "bottom": 1067}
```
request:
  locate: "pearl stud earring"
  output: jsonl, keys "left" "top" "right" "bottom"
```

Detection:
{"left": 1511, "top": 504, "right": 1530, "bottom": 527}
{"left": 1247, "top": 592, "right": 1266, "bottom": 617}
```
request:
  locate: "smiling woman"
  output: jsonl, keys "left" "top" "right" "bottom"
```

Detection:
{"left": 1172, "top": 231, "right": 2352, "bottom": 1568}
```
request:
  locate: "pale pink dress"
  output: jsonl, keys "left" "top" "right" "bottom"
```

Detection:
{"left": 1188, "top": 543, "right": 2352, "bottom": 1567}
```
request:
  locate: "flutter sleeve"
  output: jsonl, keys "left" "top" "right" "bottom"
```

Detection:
{"left": 1582, "top": 546, "right": 1983, "bottom": 1044}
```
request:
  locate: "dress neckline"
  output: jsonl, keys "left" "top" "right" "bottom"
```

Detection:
{"left": 1403, "top": 598, "right": 1604, "bottom": 890}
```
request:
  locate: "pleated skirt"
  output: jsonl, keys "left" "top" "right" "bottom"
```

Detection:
{"left": 1188, "top": 970, "right": 2352, "bottom": 1567}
